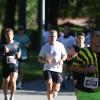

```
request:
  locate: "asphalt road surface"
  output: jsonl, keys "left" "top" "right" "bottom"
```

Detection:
{"left": 0, "top": 79, "right": 77, "bottom": 100}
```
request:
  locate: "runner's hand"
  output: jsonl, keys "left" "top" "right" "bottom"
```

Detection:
{"left": 86, "top": 65, "right": 96, "bottom": 73}
{"left": 5, "top": 46, "right": 9, "bottom": 53}
{"left": 59, "top": 59, "right": 63, "bottom": 66}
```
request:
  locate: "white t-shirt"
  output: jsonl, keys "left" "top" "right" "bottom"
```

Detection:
{"left": 39, "top": 41, "right": 67, "bottom": 73}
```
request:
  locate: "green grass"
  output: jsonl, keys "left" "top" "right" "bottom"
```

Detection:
{"left": 22, "top": 50, "right": 43, "bottom": 82}
{"left": 23, "top": 51, "right": 43, "bottom": 82}
{"left": 0, "top": 51, "right": 43, "bottom": 88}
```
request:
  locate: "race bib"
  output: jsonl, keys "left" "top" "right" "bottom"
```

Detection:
{"left": 7, "top": 56, "right": 16, "bottom": 64}
{"left": 84, "top": 76, "right": 98, "bottom": 89}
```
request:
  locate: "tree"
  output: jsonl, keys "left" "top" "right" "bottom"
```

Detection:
{"left": 45, "top": 0, "right": 59, "bottom": 29}
{"left": 18, "top": 0, "right": 26, "bottom": 29}
{"left": 3, "top": 0, "right": 17, "bottom": 29}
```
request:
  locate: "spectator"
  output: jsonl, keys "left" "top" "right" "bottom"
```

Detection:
{"left": 61, "top": 26, "right": 76, "bottom": 89}
{"left": 14, "top": 26, "right": 31, "bottom": 89}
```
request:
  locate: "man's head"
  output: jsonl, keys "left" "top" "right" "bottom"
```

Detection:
{"left": 91, "top": 30, "right": 100, "bottom": 53}
{"left": 5, "top": 28, "right": 14, "bottom": 42}
{"left": 49, "top": 30, "right": 58, "bottom": 45}
{"left": 18, "top": 26, "right": 25, "bottom": 35}
{"left": 76, "top": 32, "right": 85, "bottom": 44}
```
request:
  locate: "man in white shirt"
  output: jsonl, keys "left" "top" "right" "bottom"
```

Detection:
{"left": 38, "top": 30, "right": 67, "bottom": 100}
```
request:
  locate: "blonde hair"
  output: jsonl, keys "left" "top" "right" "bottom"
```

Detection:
{"left": 50, "top": 30, "right": 58, "bottom": 36}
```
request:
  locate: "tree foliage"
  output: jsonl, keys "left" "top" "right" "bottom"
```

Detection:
{"left": 0, "top": 0, "right": 100, "bottom": 30}
{"left": 26, "top": 0, "right": 37, "bottom": 29}
{"left": 0, "top": 0, "right": 6, "bottom": 31}
{"left": 58, "top": 0, "right": 100, "bottom": 18}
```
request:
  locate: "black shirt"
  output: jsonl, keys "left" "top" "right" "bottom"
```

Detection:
{"left": 1, "top": 41, "right": 21, "bottom": 68}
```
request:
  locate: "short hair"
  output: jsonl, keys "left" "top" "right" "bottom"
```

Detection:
{"left": 19, "top": 26, "right": 24, "bottom": 31}
{"left": 49, "top": 30, "right": 58, "bottom": 36}
{"left": 76, "top": 32, "right": 85, "bottom": 37}
{"left": 4, "top": 28, "right": 13, "bottom": 35}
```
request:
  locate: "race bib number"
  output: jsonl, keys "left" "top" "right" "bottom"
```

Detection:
{"left": 84, "top": 77, "right": 98, "bottom": 89}
{"left": 7, "top": 56, "right": 16, "bottom": 64}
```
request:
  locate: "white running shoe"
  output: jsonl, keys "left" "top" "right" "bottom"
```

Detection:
{"left": 9, "top": 96, "right": 15, "bottom": 100}
{"left": 53, "top": 91, "right": 58, "bottom": 98}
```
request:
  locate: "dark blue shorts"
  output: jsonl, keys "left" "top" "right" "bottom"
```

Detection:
{"left": 2, "top": 65, "right": 18, "bottom": 78}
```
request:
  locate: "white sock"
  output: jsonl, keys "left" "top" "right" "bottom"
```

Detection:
{"left": 10, "top": 95, "right": 15, "bottom": 100}
{"left": 53, "top": 91, "right": 58, "bottom": 97}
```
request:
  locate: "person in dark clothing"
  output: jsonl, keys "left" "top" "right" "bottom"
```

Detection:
{"left": 71, "top": 32, "right": 86, "bottom": 85}
{"left": 14, "top": 26, "right": 31, "bottom": 89}
{"left": 1, "top": 28, "right": 21, "bottom": 100}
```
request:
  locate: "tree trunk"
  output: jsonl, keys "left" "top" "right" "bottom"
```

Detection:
{"left": 3, "top": 0, "right": 17, "bottom": 29}
{"left": 45, "top": 0, "right": 59, "bottom": 29}
{"left": 18, "top": 0, "right": 26, "bottom": 29}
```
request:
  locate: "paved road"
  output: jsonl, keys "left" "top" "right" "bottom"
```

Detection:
{"left": 22, "top": 78, "right": 75, "bottom": 92}
{"left": 0, "top": 90, "right": 77, "bottom": 100}
{"left": 0, "top": 79, "right": 77, "bottom": 100}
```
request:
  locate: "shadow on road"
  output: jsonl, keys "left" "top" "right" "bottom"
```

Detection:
{"left": 21, "top": 79, "right": 75, "bottom": 93}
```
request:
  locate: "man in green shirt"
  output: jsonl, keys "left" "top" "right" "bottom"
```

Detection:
{"left": 71, "top": 29, "right": 100, "bottom": 100}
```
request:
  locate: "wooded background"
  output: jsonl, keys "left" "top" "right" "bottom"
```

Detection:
{"left": 0, "top": 0, "right": 100, "bottom": 50}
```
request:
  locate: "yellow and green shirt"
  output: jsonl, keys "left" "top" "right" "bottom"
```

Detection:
{"left": 73, "top": 47, "right": 99, "bottom": 92}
